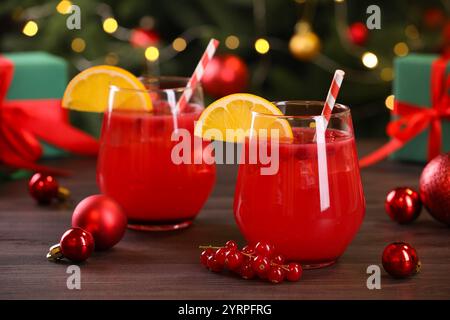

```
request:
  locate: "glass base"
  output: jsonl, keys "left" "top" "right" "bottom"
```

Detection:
{"left": 301, "top": 259, "right": 336, "bottom": 270}
{"left": 127, "top": 218, "right": 193, "bottom": 231}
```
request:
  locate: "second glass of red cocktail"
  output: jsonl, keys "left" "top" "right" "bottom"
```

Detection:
{"left": 97, "top": 77, "right": 216, "bottom": 231}
{"left": 233, "top": 101, "right": 365, "bottom": 268}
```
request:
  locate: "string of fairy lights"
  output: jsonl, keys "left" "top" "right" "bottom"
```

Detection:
{"left": 17, "top": 0, "right": 444, "bottom": 110}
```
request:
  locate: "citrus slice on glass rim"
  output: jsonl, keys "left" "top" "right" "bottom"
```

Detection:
{"left": 194, "top": 93, "right": 293, "bottom": 143}
{"left": 62, "top": 65, "right": 152, "bottom": 112}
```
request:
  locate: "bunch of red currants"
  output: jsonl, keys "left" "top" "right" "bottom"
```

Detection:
{"left": 200, "top": 240, "right": 303, "bottom": 284}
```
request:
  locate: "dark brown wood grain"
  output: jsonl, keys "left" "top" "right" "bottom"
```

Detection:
{"left": 0, "top": 140, "right": 449, "bottom": 300}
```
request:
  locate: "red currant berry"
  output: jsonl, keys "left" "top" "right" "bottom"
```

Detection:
{"left": 225, "top": 240, "right": 238, "bottom": 250}
{"left": 207, "top": 255, "right": 223, "bottom": 272}
{"left": 286, "top": 262, "right": 303, "bottom": 281}
{"left": 254, "top": 241, "right": 275, "bottom": 258}
{"left": 215, "top": 247, "right": 229, "bottom": 266}
{"left": 240, "top": 263, "right": 256, "bottom": 280}
{"left": 271, "top": 254, "right": 285, "bottom": 265}
{"left": 242, "top": 244, "right": 255, "bottom": 254}
{"left": 200, "top": 248, "right": 215, "bottom": 267}
{"left": 267, "top": 266, "right": 285, "bottom": 284}
{"left": 251, "top": 255, "right": 271, "bottom": 277}
{"left": 225, "top": 250, "right": 244, "bottom": 270}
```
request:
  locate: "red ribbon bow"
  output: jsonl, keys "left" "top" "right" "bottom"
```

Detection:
{"left": 359, "top": 56, "right": 450, "bottom": 167}
{"left": 0, "top": 56, "right": 99, "bottom": 175}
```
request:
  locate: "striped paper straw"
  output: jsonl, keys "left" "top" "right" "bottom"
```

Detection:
{"left": 315, "top": 70, "right": 345, "bottom": 212}
{"left": 321, "top": 69, "right": 345, "bottom": 125}
{"left": 176, "top": 38, "right": 220, "bottom": 112}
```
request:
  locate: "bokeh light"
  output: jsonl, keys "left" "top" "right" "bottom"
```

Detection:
{"left": 103, "top": 18, "right": 118, "bottom": 34}
{"left": 23, "top": 21, "right": 38, "bottom": 37}
{"left": 255, "top": 38, "right": 270, "bottom": 54}
{"left": 362, "top": 52, "right": 378, "bottom": 69}
{"left": 145, "top": 46, "right": 159, "bottom": 61}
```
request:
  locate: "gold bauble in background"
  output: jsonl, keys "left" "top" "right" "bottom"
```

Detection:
{"left": 289, "top": 31, "right": 321, "bottom": 61}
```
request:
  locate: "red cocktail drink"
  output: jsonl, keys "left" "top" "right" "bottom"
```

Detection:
{"left": 234, "top": 101, "right": 365, "bottom": 268}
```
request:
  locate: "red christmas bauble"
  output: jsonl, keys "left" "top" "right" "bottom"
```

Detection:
{"left": 28, "top": 173, "right": 59, "bottom": 204}
{"left": 444, "top": 22, "right": 450, "bottom": 43}
{"left": 60, "top": 227, "right": 94, "bottom": 262}
{"left": 423, "top": 8, "right": 446, "bottom": 29}
{"left": 72, "top": 195, "right": 127, "bottom": 250}
{"left": 202, "top": 54, "right": 249, "bottom": 98}
{"left": 382, "top": 242, "right": 420, "bottom": 278}
{"left": 130, "top": 28, "right": 160, "bottom": 48}
{"left": 419, "top": 153, "right": 450, "bottom": 226}
{"left": 347, "top": 22, "right": 368, "bottom": 46}
{"left": 385, "top": 187, "right": 422, "bottom": 224}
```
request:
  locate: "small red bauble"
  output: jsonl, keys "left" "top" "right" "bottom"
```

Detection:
{"left": 28, "top": 173, "right": 59, "bottom": 204}
{"left": 202, "top": 54, "right": 249, "bottom": 98}
{"left": 419, "top": 153, "right": 450, "bottom": 226}
{"left": 60, "top": 227, "right": 94, "bottom": 262}
{"left": 382, "top": 242, "right": 420, "bottom": 278}
{"left": 72, "top": 195, "right": 127, "bottom": 250}
{"left": 347, "top": 22, "right": 368, "bottom": 46}
{"left": 385, "top": 187, "right": 422, "bottom": 224}
{"left": 129, "top": 28, "right": 160, "bottom": 48}
{"left": 423, "top": 8, "right": 446, "bottom": 29}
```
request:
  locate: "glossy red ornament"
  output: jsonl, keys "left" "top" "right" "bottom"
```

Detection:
{"left": 385, "top": 187, "right": 422, "bottom": 224}
{"left": 419, "top": 153, "right": 450, "bottom": 226}
{"left": 129, "top": 28, "right": 160, "bottom": 48}
{"left": 72, "top": 195, "right": 127, "bottom": 250}
{"left": 423, "top": 8, "right": 446, "bottom": 29}
{"left": 444, "top": 22, "right": 450, "bottom": 43}
{"left": 28, "top": 173, "right": 59, "bottom": 204}
{"left": 60, "top": 228, "right": 94, "bottom": 262}
{"left": 382, "top": 242, "right": 420, "bottom": 278}
{"left": 202, "top": 54, "right": 249, "bottom": 98}
{"left": 347, "top": 22, "right": 368, "bottom": 46}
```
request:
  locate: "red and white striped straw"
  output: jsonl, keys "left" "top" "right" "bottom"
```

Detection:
{"left": 321, "top": 69, "right": 345, "bottom": 126}
{"left": 176, "top": 38, "right": 220, "bottom": 112}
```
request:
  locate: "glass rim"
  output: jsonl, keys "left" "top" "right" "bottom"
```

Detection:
{"left": 252, "top": 100, "right": 350, "bottom": 120}
{"left": 109, "top": 75, "right": 194, "bottom": 94}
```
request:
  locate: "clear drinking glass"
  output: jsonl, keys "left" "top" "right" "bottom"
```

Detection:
{"left": 233, "top": 101, "right": 365, "bottom": 268}
{"left": 97, "top": 77, "right": 216, "bottom": 231}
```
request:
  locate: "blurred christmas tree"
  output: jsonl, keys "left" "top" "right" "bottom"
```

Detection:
{"left": 0, "top": 0, "right": 448, "bottom": 137}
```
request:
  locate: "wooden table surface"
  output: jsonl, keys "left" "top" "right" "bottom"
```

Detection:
{"left": 1, "top": 140, "right": 449, "bottom": 300}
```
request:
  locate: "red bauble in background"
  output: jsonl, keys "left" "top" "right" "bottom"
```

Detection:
{"left": 423, "top": 8, "right": 446, "bottom": 29}
{"left": 129, "top": 28, "right": 160, "bottom": 48}
{"left": 60, "top": 227, "right": 94, "bottom": 262}
{"left": 385, "top": 187, "right": 422, "bottom": 224}
{"left": 347, "top": 22, "right": 368, "bottom": 46}
{"left": 202, "top": 54, "right": 249, "bottom": 98}
{"left": 444, "top": 22, "right": 450, "bottom": 43}
{"left": 419, "top": 153, "right": 450, "bottom": 226}
{"left": 28, "top": 173, "right": 59, "bottom": 204}
{"left": 72, "top": 195, "right": 127, "bottom": 250}
{"left": 382, "top": 242, "right": 420, "bottom": 278}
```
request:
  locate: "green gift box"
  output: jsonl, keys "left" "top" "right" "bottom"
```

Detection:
{"left": 391, "top": 54, "right": 450, "bottom": 162}
{"left": 3, "top": 51, "right": 68, "bottom": 158}
{"left": 0, "top": 51, "right": 98, "bottom": 178}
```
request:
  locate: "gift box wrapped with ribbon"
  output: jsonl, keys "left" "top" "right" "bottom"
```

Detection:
{"left": 360, "top": 54, "right": 450, "bottom": 167}
{"left": 0, "top": 51, "right": 98, "bottom": 176}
